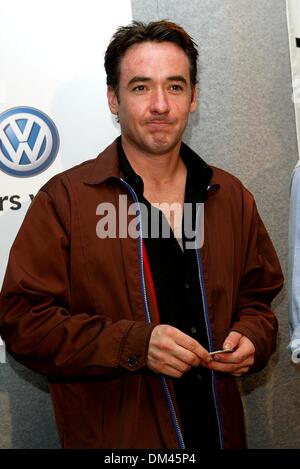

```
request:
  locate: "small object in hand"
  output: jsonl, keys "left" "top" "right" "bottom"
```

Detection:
{"left": 209, "top": 348, "right": 234, "bottom": 356}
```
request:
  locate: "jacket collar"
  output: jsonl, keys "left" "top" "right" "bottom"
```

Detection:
{"left": 84, "top": 139, "right": 122, "bottom": 185}
{"left": 84, "top": 136, "right": 217, "bottom": 195}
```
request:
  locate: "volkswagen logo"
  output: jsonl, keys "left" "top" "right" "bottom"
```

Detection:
{"left": 0, "top": 107, "right": 59, "bottom": 177}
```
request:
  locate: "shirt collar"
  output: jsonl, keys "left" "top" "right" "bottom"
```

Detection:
{"left": 117, "top": 136, "right": 213, "bottom": 201}
{"left": 117, "top": 137, "right": 144, "bottom": 198}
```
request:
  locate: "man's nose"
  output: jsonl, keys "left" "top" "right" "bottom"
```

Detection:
{"left": 149, "top": 88, "right": 170, "bottom": 114}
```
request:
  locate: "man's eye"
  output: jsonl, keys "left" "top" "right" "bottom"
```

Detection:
{"left": 133, "top": 85, "right": 146, "bottom": 92}
{"left": 170, "top": 84, "right": 184, "bottom": 92}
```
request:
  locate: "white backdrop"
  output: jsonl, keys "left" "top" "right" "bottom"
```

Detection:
{"left": 0, "top": 0, "right": 132, "bottom": 361}
{"left": 287, "top": 0, "right": 300, "bottom": 160}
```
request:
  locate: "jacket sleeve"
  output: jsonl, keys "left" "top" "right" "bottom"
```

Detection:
{"left": 229, "top": 199, "right": 283, "bottom": 372}
{"left": 0, "top": 189, "right": 156, "bottom": 378}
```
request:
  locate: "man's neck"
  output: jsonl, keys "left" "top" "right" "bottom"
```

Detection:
{"left": 121, "top": 136, "right": 185, "bottom": 189}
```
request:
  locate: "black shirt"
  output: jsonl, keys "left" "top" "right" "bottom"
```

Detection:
{"left": 117, "top": 137, "right": 220, "bottom": 449}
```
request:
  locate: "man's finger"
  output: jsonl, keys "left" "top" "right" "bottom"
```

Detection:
{"left": 231, "top": 366, "right": 250, "bottom": 377}
{"left": 172, "top": 329, "right": 212, "bottom": 363}
{"left": 223, "top": 331, "right": 242, "bottom": 351}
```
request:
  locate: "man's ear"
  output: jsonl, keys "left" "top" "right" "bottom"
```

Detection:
{"left": 190, "top": 85, "right": 197, "bottom": 113}
{"left": 107, "top": 86, "right": 119, "bottom": 115}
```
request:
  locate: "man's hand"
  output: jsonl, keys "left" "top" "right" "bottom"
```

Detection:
{"left": 147, "top": 324, "right": 212, "bottom": 378}
{"left": 208, "top": 331, "right": 255, "bottom": 377}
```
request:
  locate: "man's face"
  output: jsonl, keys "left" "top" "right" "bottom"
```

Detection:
{"left": 107, "top": 41, "right": 197, "bottom": 156}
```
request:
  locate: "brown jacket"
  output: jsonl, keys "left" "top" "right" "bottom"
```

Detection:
{"left": 0, "top": 140, "right": 283, "bottom": 448}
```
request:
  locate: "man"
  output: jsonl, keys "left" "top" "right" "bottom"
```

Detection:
{"left": 0, "top": 21, "right": 283, "bottom": 449}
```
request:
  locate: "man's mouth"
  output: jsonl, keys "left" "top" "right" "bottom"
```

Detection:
{"left": 145, "top": 120, "right": 173, "bottom": 126}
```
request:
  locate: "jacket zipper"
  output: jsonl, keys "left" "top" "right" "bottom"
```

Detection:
{"left": 118, "top": 178, "right": 185, "bottom": 449}
{"left": 195, "top": 204, "right": 224, "bottom": 449}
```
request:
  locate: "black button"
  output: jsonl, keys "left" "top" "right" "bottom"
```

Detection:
{"left": 196, "top": 373, "right": 202, "bottom": 381}
{"left": 206, "top": 419, "right": 212, "bottom": 429}
{"left": 185, "top": 282, "right": 190, "bottom": 289}
{"left": 127, "top": 355, "right": 138, "bottom": 367}
{"left": 191, "top": 327, "right": 197, "bottom": 334}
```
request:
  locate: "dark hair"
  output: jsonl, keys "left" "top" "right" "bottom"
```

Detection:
{"left": 104, "top": 20, "right": 198, "bottom": 97}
